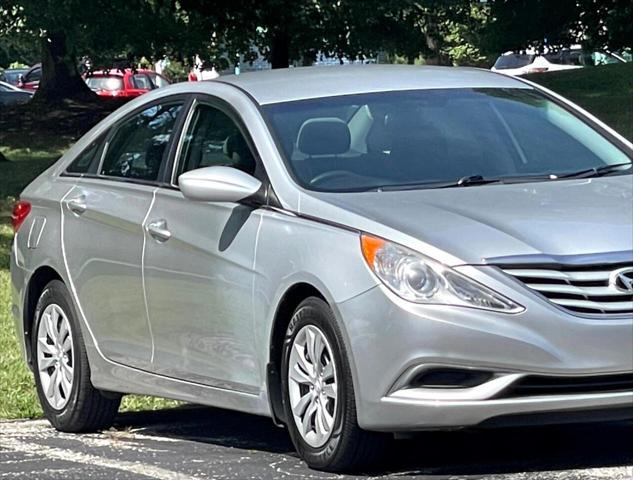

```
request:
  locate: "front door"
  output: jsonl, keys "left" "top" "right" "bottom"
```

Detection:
{"left": 143, "top": 101, "right": 262, "bottom": 392}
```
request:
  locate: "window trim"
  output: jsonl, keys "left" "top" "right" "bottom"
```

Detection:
{"left": 167, "top": 93, "right": 268, "bottom": 188}
{"left": 169, "top": 97, "right": 200, "bottom": 185}
{"left": 61, "top": 133, "right": 107, "bottom": 178}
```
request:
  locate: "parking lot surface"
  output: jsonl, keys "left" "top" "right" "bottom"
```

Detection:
{"left": 1, "top": 406, "right": 632, "bottom": 479}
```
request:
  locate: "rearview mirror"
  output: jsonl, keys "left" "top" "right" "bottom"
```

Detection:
{"left": 179, "top": 166, "right": 262, "bottom": 203}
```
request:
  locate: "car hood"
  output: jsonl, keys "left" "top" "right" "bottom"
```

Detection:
{"left": 303, "top": 176, "right": 633, "bottom": 265}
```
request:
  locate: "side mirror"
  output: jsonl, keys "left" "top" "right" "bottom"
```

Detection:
{"left": 179, "top": 166, "right": 262, "bottom": 203}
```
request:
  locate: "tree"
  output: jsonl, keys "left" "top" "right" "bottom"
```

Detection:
{"left": 482, "top": 0, "right": 633, "bottom": 55}
{"left": 397, "top": 1, "right": 490, "bottom": 66}
{"left": 577, "top": 0, "right": 633, "bottom": 51}
{"left": 2, "top": 0, "right": 192, "bottom": 101}
{"left": 180, "top": 0, "right": 414, "bottom": 69}
{"left": 0, "top": 5, "right": 38, "bottom": 67}
{"left": 482, "top": 0, "right": 578, "bottom": 54}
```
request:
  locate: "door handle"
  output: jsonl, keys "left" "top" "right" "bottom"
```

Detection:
{"left": 146, "top": 219, "right": 172, "bottom": 242}
{"left": 66, "top": 195, "right": 87, "bottom": 215}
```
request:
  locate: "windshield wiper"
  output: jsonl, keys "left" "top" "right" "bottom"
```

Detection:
{"left": 367, "top": 163, "right": 632, "bottom": 192}
{"left": 557, "top": 162, "right": 632, "bottom": 179}
{"left": 372, "top": 176, "right": 500, "bottom": 191}
{"left": 435, "top": 175, "right": 503, "bottom": 188}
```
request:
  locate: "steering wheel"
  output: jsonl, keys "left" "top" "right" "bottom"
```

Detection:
{"left": 309, "top": 170, "right": 355, "bottom": 186}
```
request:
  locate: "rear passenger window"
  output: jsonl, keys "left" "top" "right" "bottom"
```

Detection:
{"left": 174, "top": 104, "right": 256, "bottom": 183}
{"left": 66, "top": 138, "right": 103, "bottom": 174}
{"left": 100, "top": 103, "right": 183, "bottom": 181}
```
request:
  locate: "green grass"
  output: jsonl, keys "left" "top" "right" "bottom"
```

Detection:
{"left": 0, "top": 223, "right": 42, "bottom": 418}
{"left": 525, "top": 62, "right": 633, "bottom": 141}
{"left": 0, "top": 64, "right": 631, "bottom": 419}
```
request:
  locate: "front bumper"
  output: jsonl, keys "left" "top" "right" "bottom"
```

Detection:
{"left": 336, "top": 267, "right": 633, "bottom": 432}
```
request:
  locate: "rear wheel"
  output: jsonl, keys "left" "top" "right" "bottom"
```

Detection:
{"left": 32, "top": 280, "right": 121, "bottom": 432}
{"left": 281, "top": 297, "right": 384, "bottom": 472}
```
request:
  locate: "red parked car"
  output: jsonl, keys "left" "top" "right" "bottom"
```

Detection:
{"left": 17, "top": 63, "right": 41, "bottom": 91}
{"left": 84, "top": 69, "right": 171, "bottom": 98}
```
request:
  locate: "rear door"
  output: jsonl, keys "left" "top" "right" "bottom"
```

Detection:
{"left": 62, "top": 99, "right": 185, "bottom": 369}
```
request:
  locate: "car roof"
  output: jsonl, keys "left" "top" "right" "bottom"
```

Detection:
{"left": 216, "top": 65, "right": 531, "bottom": 105}
{"left": 89, "top": 69, "right": 156, "bottom": 76}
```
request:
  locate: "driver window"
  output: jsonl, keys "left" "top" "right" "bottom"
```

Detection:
{"left": 175, "top": 104, "right": 256, "bottom": 183}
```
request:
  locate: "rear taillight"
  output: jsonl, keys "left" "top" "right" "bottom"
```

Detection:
{"left": 11, "top": 201, "right": 31, "bottom": 233}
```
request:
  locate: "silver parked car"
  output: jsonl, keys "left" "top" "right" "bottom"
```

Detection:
{"left": 10, "top": 65, "right": 633, "bottom": 472}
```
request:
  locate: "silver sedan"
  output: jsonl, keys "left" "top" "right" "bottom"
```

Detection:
{"left": 10, "top": 65, "right": 633, "bottom": 472}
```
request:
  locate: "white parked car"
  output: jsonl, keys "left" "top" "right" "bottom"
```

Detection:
{"left": 492, "top": 47, "right": 626, "bottom": 76}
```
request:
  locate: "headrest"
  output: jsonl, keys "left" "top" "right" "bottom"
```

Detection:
{"left": 297, "top": 117, "right": 350, "bottom": 156}
{"left": 223, "top": 133, "right": 256, "bottom": 173}
{"left": 224, "top": 133, "right": 250, "bottom": 158}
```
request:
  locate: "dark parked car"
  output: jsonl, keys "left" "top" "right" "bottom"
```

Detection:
{"left": 0, "top": 68, "right": 30, "bottom": 86}
{"left": 0, "top": 81, "right": 33, "bottom": 106}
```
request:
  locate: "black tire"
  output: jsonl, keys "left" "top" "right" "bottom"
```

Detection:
{"left": 32, "top": 279, "right": 121, "bottom": 432}
{"left": 281, "top": 297, "right": 385, "bottom": 472}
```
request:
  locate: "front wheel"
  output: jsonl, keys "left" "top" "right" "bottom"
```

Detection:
{"left": 281, "top": 297, "right": 384, "bottom": 472}
{"left": 32, "top": 280, "right": 121, "bottom": 432}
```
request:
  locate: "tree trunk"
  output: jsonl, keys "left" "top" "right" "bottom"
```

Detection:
{"left": 301, "top": 49, "right": 317, "bottom": 66}
{"left": 34, "top": 32, "right": 96, "bottom": 103}
{"left": 270, "top": 30, "right": 290, "bottom": 69}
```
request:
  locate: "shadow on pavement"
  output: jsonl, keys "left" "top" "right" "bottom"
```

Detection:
{"left": 114, "top": 405, "right": 633, "bottom": 476}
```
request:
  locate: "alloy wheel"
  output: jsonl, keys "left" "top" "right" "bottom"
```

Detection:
{"left": 288, "top": 324, "right": 338, "bottom": 448}
{"left": 37, "top": 304, "right": 74, "bottom": 409}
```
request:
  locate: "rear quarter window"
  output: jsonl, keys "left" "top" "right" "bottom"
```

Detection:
{"left": 66, "top": 138, "right": 104, "bottom": 174}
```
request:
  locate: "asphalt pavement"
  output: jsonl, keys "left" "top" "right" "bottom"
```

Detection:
{"left": 1, "top": 405, "right": 632, "bottom": 479}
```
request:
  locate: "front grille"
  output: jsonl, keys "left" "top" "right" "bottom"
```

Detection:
{"left": 501, "top": 262, "right": 633, "bottom": 315}
{"left": 500, "top": 373, "right": 633, "bottom": 398}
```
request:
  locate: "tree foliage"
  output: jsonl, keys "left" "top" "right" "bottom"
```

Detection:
{"left": 1, "top": 0, "right": 630, "bottom": 102}
{"left": 483, "top": 0, "right": 633, "bottom": 53}
{"left": 1, "top": 1, "right": 193, "bottom": 100}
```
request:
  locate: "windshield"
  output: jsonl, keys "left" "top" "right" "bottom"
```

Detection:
{"left": 493, "top": 54, "right": 535, "bottom": 69}
{"left": 86, "top": 76, "right": 124, "bottom": 91}
{"left": 263, "top": 88, "right": 631, "bottom": 192}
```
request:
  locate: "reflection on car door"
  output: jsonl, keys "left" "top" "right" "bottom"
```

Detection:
{"left": 143, "top": 101, "right": 262, "bottom": 392}
{"left": 62, "top": 101, "right": 184, "bottom": 369}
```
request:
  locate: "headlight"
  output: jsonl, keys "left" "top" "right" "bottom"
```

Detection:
{"left": 361, "top": 234, "right": 523, "bottom": 313}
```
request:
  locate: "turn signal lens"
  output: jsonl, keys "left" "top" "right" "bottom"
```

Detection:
{"left": 360, "top": 235, "right": 385, "bottom": 267}
{"left": 11, "top": 200, "right": 31, "bottom": 233}
{"left": 360, "top": 233, "right": 523, "bottom": 313}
